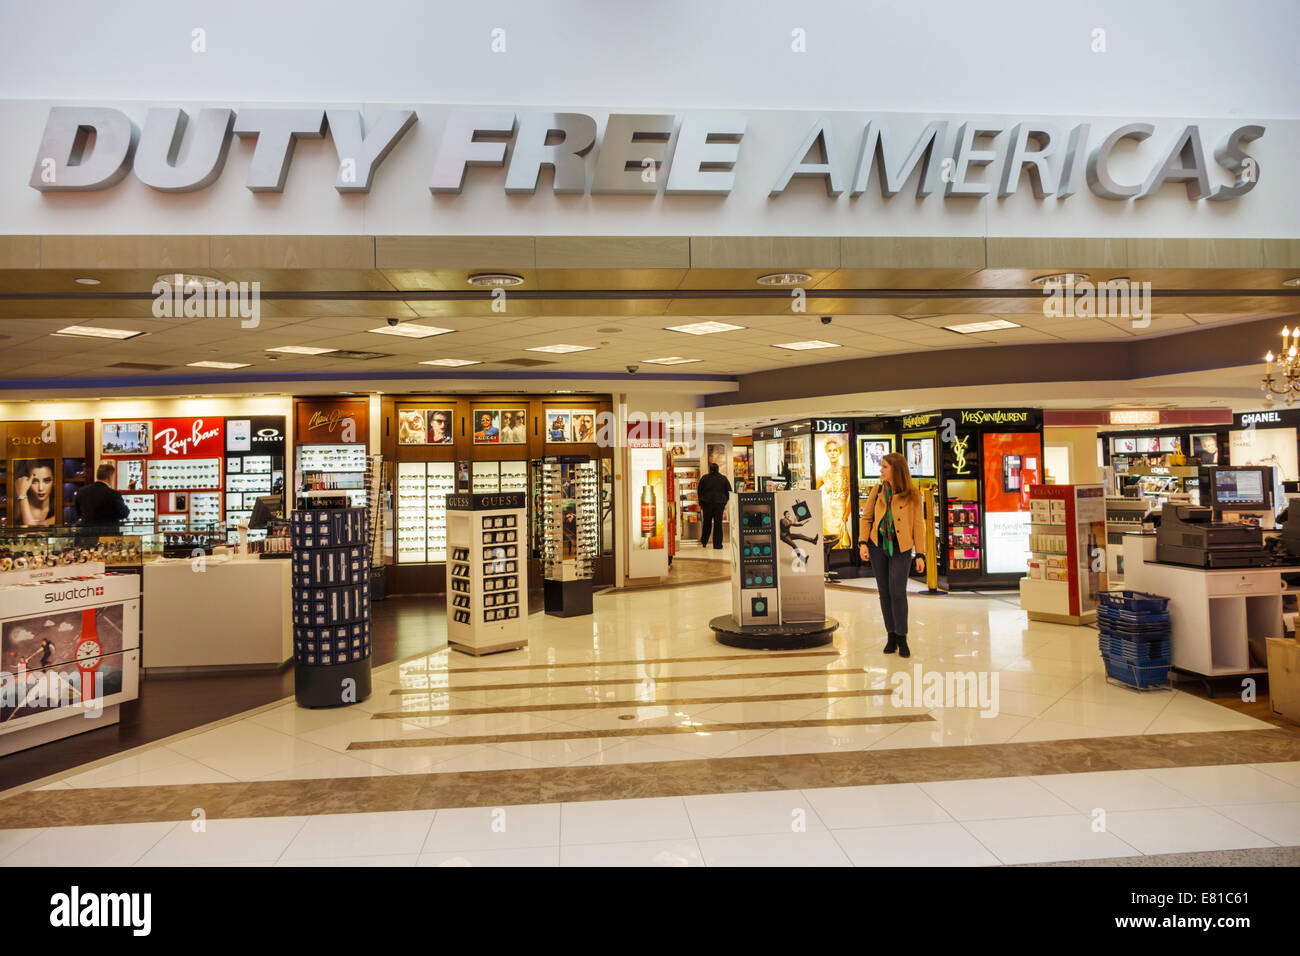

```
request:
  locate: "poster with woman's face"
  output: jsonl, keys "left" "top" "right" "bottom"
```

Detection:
{"left": 426, "top": 409, "right": 454, "bottom": 445}
{"left": 12, "top": 458, "right": 57, "bottom": 527}
{"left": 905, "top": 438, "right": 935, "bottom": 477}
{"left": 547, "top": 412, "right": 571, "bottom": 443}
{"left": 860, "top": 440, "right": 889, "bottom": 477}
{"left": 397, "top": 409, "right": 427, "bottom": 445}
{"left": 472, "top": 410, "right": 500, "bottom": 444}
{"left": 571, "top": 410, "right": 596, "bottom": 444}
{"left": 498, "top": 409, "right": 527, "bottom": 444}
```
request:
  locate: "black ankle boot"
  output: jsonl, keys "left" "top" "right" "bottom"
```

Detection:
{"left": 883, "top": 633, "right": 898, "bottom": 654}
{"left": 896, "top": 635, "right": 911, "bottom": 658}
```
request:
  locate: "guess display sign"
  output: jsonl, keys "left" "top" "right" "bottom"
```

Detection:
{"left": 149, "top": 418, "right": 224, "bottom": 457}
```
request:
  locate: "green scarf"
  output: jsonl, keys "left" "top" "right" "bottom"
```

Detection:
{"left": 877, "top": 484, "right": 897, "bottom": 556}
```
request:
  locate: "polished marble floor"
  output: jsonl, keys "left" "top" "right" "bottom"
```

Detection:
{"left": 4, "top": 578, "right": 1296, "bottom": 866}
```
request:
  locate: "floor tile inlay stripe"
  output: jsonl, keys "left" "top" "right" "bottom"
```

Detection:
{"left": 392, "top": 666, "right": 871, "bottom": 694}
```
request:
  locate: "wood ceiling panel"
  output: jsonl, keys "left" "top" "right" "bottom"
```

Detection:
{"left": 537, "top": 297, "right": 671, "bottom": 316}
{"left": 534, "top": 237, "right": 690, "bottom": 270}
{"left": 985, "top": 237, "right": 1126, "bottom": 271}
{"left": 534, "top": 268, "right": 688, "bottom": 290}
{"left": 210, "top": 236, "right": 376, "bottom": 270}
{"left": 40, "top": 236, "right": 212, "bottom": 271}
{"left": 375, "top": 237, "right": 536, "bottom": 271}
{"left": 0, "top": 238, "right": 41, "bottom": 269}
{"left": 1126, "top": 238, "right": 1263, "bottom": 270}
{"left": 839, "top": 236, "right": 985, "bottom": 271}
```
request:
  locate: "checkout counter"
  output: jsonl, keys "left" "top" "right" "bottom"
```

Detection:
{"left": 1122, "top": 469, "right": 1283, "bottom": 688}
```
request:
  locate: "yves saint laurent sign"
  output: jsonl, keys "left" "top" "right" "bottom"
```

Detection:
{"left": 29, "top": 106, "right": 1265, "bottom": 203}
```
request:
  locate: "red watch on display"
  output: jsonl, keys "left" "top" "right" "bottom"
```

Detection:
{"left": 75, "top": 608, "right": 102, "bottom": 703}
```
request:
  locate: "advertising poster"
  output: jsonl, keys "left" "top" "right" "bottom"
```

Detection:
{"left": 1074, "top": 487, "right": 1108, "bottom": 614}
{"left": 905, "top": 437, "right": 936, "bottom": 477}
{"left": 10, "top": 458, "right": 58, "bottom": 527}
{"left": 858, "top": 437, "right": 890, "bottom": 478}
{"left": 644, "top": 469, "right": 666, "bottom": 549}
{"left": 1191, "top": 433, "right": 1220, "bottom": 465}
{"left": 1, "top": 605, "right": 125, "bottom": 722}
{"left": 546, "top": 411, "right": 571, "bottom": 443}
{"left": 983, "top": 432, "right": 1041, "bottom": 574}
{"left": 499, "top": 409, "right": 528, "bottom": 444}
{"left": 774, "top": 491, "right": 825, "bottom": 623}
{"left": 813, "top": 432, "right": 851, "bottom": 547}
{"left": 101, "top": 421, "right": 150, "bottom": 456}
{"left": 570, "top": 410, "right": 596, "bottom": 444}
{"left": 628, "top": 442, "right": 666, "bottom": 553}
{"left": 472, "top": 409, "right": 501, "bottom": 444}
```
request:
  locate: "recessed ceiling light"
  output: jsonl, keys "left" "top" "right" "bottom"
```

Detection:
{"left": 368, "top": 322, "right": 455, "bottom": 338}
{"left": 596, "top": 327, "right": 623, "bottom": 333}
{"left": 186, "top": 361, "right": 251, "bottom": 370}
{"left": 525, "top": 344, "right": 595, "bottom": 353}
{"left": 74, "top": 277, "right": 101, "bottom": 286}
{"left": 265, "top": 345, "right": 337, "bottom": 355}
{"left": 1031, "top": 272, "right": 1090, "bottom": 289}
{"left": 54, "top": 325, "right": 145, "bottom": 340}
{"left": 756, "top": 272, "right": 812, "bottom": 287}
{"left": 419, "top": 358, "right": 482, "bottom": 367}
{"left": 1104, "top": 276, "right": 1132, "bottom": 285}
{"left": 773, "top": 340, "right": 841, "bottom": 351}
{"left": 156, "top": 272, "right": 225, "bottom": 290}
{"left": 945, "top": 319, "right": 1021, "bottom": 334}
{"left": 467, "top": 273, "right": 525, "bottom": 287}
{"left": 1285, "top": 277, "right": 1300, "bottom": 288}
{"left": 642, "top": 357, "right": 702, "bottom": 365}
{"left": 666, "top": 321, "right": 746, "bottom": 335}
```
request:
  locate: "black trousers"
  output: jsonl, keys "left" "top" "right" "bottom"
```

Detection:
{"left": 867, "top": 541, "right": 912, "bottom": 636}
{"left": 699, "top": 503, "right": 725, "bottom": 548}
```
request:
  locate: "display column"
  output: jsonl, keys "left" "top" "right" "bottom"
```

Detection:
{"left": 447, "top": 492, "right": 529, "bottom": 655}
{"left": 290, "top": 503, "right": 373, "bottom": 707}
{"left": 541, "top": 457, "right": 596, "bottom": 617}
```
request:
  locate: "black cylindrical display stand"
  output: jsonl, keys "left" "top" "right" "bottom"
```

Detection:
{"left": 290, "top": 506, "right": 373, "bottom": 708}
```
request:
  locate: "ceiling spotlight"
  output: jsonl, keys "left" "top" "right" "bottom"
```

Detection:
{"left": 756, "top": 272, "right": 812, "bottom": 287}
{"left": 74, "top": 277, "right": 101, "bottom": 286}
{"left": 1284, "top": 277, "right": 1300, "bottom": 288}
{"left": 1031, "top": 272, "right": 1090, "bottom": 289}
{"left": 467, "top": 273, "right": 525, "bottom": 287}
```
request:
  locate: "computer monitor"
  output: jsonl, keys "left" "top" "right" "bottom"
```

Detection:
{"left": 1210, "top": 467, "right": 1270, "bottom": 509}
{"left": 249, "top": 494, "right": 284, "bottom": 529}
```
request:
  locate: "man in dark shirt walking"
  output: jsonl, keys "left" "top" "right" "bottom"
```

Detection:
{"left": 75, "top": 463, "right": 131, "bottom": 533}
{"left": 696, "top": 462, "right": 732, "bottom": 550}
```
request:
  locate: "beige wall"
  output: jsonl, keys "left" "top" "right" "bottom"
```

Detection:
{"left": 1044, "top": 427, "right": 1103, "bottom": 485}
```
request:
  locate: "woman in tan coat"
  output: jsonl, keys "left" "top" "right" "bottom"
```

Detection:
{"left": 857, "top": 452, "right": 926, "bottom": 657}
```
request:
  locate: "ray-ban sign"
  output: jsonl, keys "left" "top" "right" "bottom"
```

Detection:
{"left": 29, "top": 107, "right": 1264, "bottom": 203}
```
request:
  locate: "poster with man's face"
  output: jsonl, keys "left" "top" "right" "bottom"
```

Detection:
{"left": 473, "top": 410, "right": 500, "bottom": 444}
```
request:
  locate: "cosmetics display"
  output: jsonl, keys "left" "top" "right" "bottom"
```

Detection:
{"left": 446, "top": 493, "right": 529, "bottom": 655}
{"left": 947, "top": 499, "right": 981, "bottom": 571}
{"left": 0, "top": 561, "right": 141, "bottom": 756}
{"left": 395, "top": 460, "right": 456, "bottom": 563}
{"left": 290, "top": 505, "right": 372, "bottom": 707}
{"left": 674, "top": 461, "right": 700, "bottom": 541}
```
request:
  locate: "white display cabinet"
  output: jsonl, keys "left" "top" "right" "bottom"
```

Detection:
{"left": 446, "top": 492, "right": 529, "bottom": 656}
{"left": 0, "top": 563, "right": 141, "bottom": 756}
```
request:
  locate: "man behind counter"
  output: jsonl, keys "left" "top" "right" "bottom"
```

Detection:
{"left": 75, "top": 463, "right": 131, "bottom": 533}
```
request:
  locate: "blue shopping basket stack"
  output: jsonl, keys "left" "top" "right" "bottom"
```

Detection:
{"left": 1097, "top": 590, "right": 1172, "bottom": 689}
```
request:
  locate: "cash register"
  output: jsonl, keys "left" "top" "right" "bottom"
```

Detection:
{"left": 1156, "top": 505, "right": 1269, "bottom": 568}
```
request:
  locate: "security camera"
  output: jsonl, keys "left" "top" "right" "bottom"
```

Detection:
{"left": 820, "top": 315, "right": 832, "bottom": 325}
{"left": 627, "top": 364, "right": 639, "bottom": 374}
{"left": 387, "top": 317, "right": 400, "bottom": 327}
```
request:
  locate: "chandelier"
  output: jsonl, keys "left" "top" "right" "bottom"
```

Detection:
{"left": 1262, "top": 325, "right": 1300, "bottom": 405}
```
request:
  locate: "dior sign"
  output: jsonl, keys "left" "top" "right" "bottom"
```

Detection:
{"left": 29, "top": 107, "right": 1265, "bottom": 203}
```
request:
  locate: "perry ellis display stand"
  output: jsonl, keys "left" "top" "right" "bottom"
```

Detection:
{"left": 710, "top": 491, "right": 838, "bottom": 649}
{"left": 446, "top": 492, "right": 529, "bottom": 655}
{"left": 290, "top": 494, "right": 372, "bottom": 707}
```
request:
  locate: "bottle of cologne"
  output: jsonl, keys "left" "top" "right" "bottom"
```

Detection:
{"left": 640, "top": 484, "right": 657, "bottom": 536}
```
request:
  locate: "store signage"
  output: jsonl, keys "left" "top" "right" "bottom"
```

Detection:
{"left": 1108, "top": 410, "right": 1163, "bottom": 426}
{"left": 902, "top": 413, "right": 941, "bottom": 430}
{"left": 959, "top": 409, "right": 1033, "bottom": 427}
{"left": 44, "top": 585, "right": 106, "bottom": 604}
{"left": 295, "top": 399, "right": 370, "bottom": 445}
{"left": 945, "top": 432, "right": 978, "bottom": 477}
{"left": 151, "top": 418, "right": 223, "bottom": 457}
{"left": 1235, "top": 410, "right": 1299, "bottom": 429}
{"left": 447, "top": 492, "right": 527, "bottom": 511}
{"left": 814, "top": 419, "right": 849, "bottom": 433}
{"left": 28, "top": 107, "right": 1265, "bottom": 203}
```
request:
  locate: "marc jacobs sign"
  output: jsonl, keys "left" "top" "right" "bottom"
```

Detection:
{"left": 29, "top": 107, "right": 1264, "bottom": 202}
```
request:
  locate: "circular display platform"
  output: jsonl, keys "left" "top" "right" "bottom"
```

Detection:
{"left": 709, "top": 614, "right": 838, "bottom": 650}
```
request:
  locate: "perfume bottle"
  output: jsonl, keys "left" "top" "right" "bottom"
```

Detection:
{"left": 640, "top": 484, "right": 657, "bottom": 536}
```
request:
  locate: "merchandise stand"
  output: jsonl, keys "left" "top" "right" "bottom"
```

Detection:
{"left": 290, "top": 499, "right": 372, "bottom": 707}
{"left": 1020, "top": 483, "right": 1107, "bottom": 625}
{"left": 541, "top": 457, "right": 597, "bottom": 617}
{"left": 711, "top": 491, "right": 837, "bottom": 649}
{"left": 0, "top": 562, "right": 140, "bottom": 756}
{"left": 446, "top": 492, "right": 529, "bottom": 655}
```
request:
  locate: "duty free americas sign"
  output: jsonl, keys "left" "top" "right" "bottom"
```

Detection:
{"left": 30, "top": 106, "right": 1264, "bottom": 203}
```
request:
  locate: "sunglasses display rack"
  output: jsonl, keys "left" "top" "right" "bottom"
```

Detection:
{"left": 540, "top": 457, "right": 597, "bottom": 617}
{"left": 297, "top": 444, "right": 369, "bottom": 509}
{"left": 146, "top": 458, "right": 221, "bottom": 491}
{"left": 445, "top": 492, "right": 528, "bottom": 656}
{"left": 395, "top": 460, "right": 456, "bottom": 564}
{"left": 290, "top": 505, "right": 372, "bottom": 707}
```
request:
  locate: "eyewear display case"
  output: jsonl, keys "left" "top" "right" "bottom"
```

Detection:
{"left": 540, "top": 457, "right": 597, "bottom": 616}
{"left": 446, "top": 492, "right": 529, "bottom": 655}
